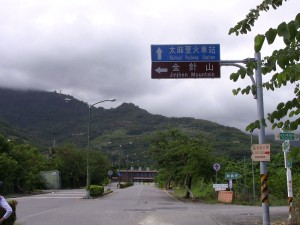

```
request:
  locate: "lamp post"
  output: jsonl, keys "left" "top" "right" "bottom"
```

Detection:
{"left": 85, "top": 98, "right": 116, "bottom": 199}
{"left": 118, "top": 145, "right": 121, "bottom": 187}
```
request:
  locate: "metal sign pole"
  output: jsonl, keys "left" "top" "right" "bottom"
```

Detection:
{"left": 220, "top": 52, "right": 270, "bottom": 225}
{"left": 283, "top": 140, "right": 294, "bottom": 219}
{"left": 255, "top": 52, "right": 270, "bottom": 225}
{"left": 286, "top": 166, "right": 293, "bottom": 218}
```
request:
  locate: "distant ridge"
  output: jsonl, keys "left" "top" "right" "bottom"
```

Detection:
{"left": 0, "top": 88, "right": 281, "bottom": 160}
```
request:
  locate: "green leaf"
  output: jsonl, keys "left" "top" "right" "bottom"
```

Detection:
{"left": 265, "top": 28, "right": 277, "bottom": 44}
{"left": 289, "top": 111, "right": 295, "bottom": 117}
{"left": 245, "top": 86, "right": 251, "bottom": 94}
{"left": 264, "top": 82, "right": 269, "bottom": 90}
{"left": 290, "top": 121, "right": 298, "bottom": 130}
{"left": 295, "top": 13, "right": 300, "bottom": 28}
{"left": 277, "top": 22, "right": 290, "bottom": 39}
{"left": 295, "top": 31, "right": 300, "bottom": 42}
{"left": 228, "top": 28, "right": 236, "bottom": 35}
{"left": 251, "top": 85, "right": 256, "bottom": 96}
{"left": 232, "top": 88, "right": 241, "bottom": 95}
{"left": 246, "top": 67, "right": 254, "bottom": 76}
{"left": 230, "top": 72, "right": 239, "bottom": 82}
{"left": 249, "top": 18, "right": 255, "bottom": 26}
{"left": 246, "top": 123, "right": 257, "bottom": 132}
{"left": 283, "top": 38, "right": 291, "bottom": 46}
{"left": 292, "top": 98, "right": 299, "bottom": 105}
{"left": 277, "top": 102, "right": 285, "bottom": 110}
{"left": 277, "top": 59, "right": 286, "bottom": 69}
{"left": 288, "top": 21, "right": 297, "bottom": 40}
{"left": 254, "top": 34, "right": 265, "bottom": 52}
{"left": 239, "top": 68, "right": 246, "bottom": 77}
{"left": 261, "top": 67, "right": 269, "bottom": 75}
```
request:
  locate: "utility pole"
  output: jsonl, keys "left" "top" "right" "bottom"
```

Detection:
{"left": 251, "top": 130, "right": 256, "bottom": 206}
{"left": 255, "top": 52, "right": 270, "bottom": 225}
{"left": 221, "top": 52, "right": 270, "bottom": 225}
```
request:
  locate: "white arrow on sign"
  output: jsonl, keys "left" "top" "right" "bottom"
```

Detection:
{"left": 156, "top": 47, "right": 163, "bottom": 60}
{"left": 155, "top": 67, "right": 168, "bottom": 74}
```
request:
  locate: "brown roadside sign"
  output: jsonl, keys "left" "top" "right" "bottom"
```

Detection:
{"left": 151, "top": 61, "right": 221, "bottom": 79}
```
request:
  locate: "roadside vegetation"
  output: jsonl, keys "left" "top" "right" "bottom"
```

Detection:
{"left": 149, "top": 128, "right": 300, "bottom": 224}
{"left": 0, "top": 135, "right": 111, "bottom": 194}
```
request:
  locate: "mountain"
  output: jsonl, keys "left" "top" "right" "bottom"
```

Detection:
{"left": 0, "top": 88, "right": 281, "bottom": 164}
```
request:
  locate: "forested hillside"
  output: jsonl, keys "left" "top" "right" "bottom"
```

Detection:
{"left": 0, "top": 88, "right": 281, "bottom": 164}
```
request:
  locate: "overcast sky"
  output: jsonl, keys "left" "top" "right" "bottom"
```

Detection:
{"left": 0, "top": 0, "right": 298, "bottom": 134}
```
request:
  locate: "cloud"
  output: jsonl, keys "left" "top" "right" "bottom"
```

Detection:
{"left": 0, "top": 0, "right": 299, "bottom": 134}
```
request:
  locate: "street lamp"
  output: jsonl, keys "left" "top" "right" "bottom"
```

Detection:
{"left": 86, "top": 98, "right": 116, "bottom": 199}
{"left": 118, "top": 145, "right": 121, "bottom": 187}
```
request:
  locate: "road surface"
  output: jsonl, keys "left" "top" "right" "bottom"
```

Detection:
{"left": 13, "top": 183, "right": 288, "bottom": 225}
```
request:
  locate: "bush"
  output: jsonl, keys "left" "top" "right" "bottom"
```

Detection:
{"left": 102, "top": 178, "right": 109, "bottom": 186}
{"left": 90, "top": 185, "right": 104, "bottom": 197}
{"left": 119, "top": 182, "right": 134, "bottom": 189}
{"left": 0, "top": 199, "right": 18, "bottom": 225}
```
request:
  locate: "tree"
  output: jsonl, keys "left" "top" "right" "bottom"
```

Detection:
{"left": 229, "top": 0, "right": 300, "bottom": 131}
{"left": 149, "top": 129, "right": 213, "bottom": 198}
{"left": 89, "top": 149, "right": 111, "bottom": 185}
{"left": 46, "top": 144, "right": 86, "bottom": 188}
{"left": 0, "top": 153, "right": 17, "bottom": 193}
{"left": 46, "top": 144, "right": 111, "bottom": 188}
{"left": 0, "top": 135, "right": 47, "bottom": 193}
{"left": 10, "top": 144, "right": 46, "bottom": 192}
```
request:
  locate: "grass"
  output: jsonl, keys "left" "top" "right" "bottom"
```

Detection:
{"left": 168, "top": 184, "right": 291, "bottom": 207}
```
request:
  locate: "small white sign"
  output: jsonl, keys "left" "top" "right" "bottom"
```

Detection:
{"left": 215, "top": 187, "right": 226, "bottom": 191}
{"left": 213, "top": 184, "right": 228, "bottom": 189}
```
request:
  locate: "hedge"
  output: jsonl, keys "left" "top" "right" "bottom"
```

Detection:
{"left": 119, "top": 182, "right": 134, "bottom": 189}
{"left": 90, "top": 185, "right": 104, "bottom": 197}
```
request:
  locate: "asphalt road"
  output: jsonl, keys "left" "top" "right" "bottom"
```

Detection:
{"left": 13, "top": 183, "right": 288, "bottom": 225}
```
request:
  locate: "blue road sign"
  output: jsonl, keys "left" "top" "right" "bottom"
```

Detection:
{"left": 151, "top": 44, "right": 220, "bottom": 62}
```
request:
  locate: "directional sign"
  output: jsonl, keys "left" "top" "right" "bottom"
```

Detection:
{"left": 151, "top": 44, "right": 220, "bottom": 62}
{"left": 225, "top": 172, "right": 240, "bottom": 180}
{"left": 251, "top": 144, "right": 271, "bottom": 161}
{"left": 213, "top": 163, "right": 221, "bottom": 172}
{"left": 151, "top": 44, "right": 221, "bottom": 79}
{"left": 151, "top": 62, "right": 220, "bottom": 79}
{"left": 251, "top": 144, "right": 270, "bottom": 151}
{"left": 251, "top": 151, "right": 271, "bottom": 161}
{"left": 275, "top": 132, "right": 299, "bottom": 141}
